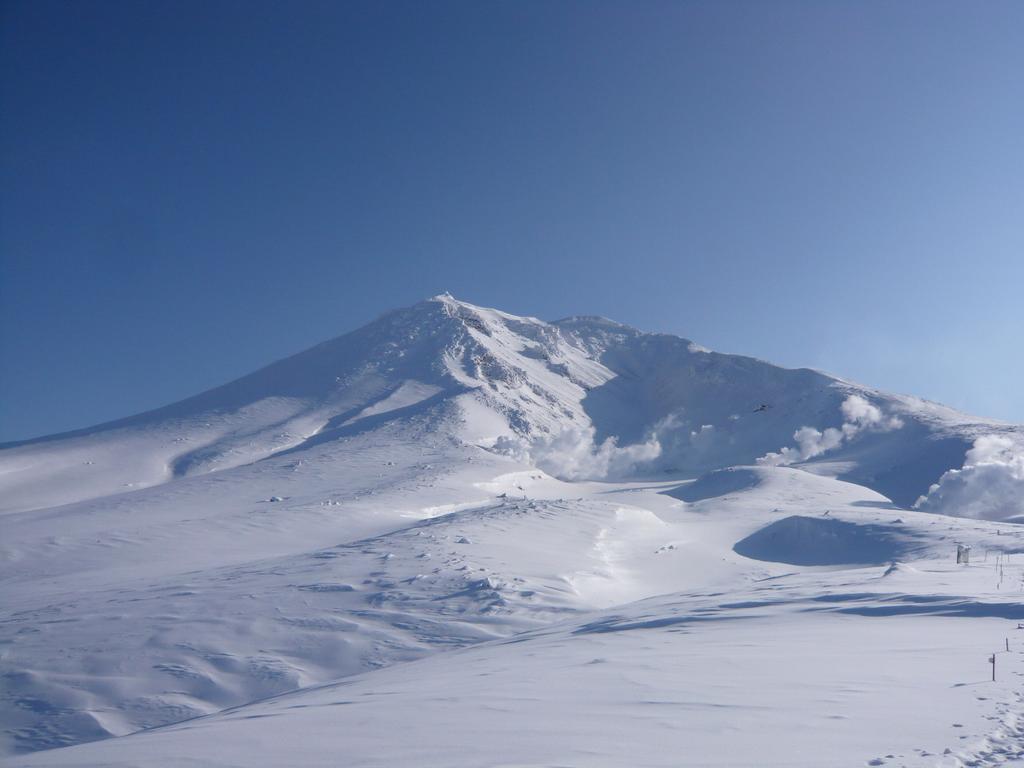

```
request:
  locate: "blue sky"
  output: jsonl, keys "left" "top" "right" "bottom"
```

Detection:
{"left": 2, "top": 0, "right": 1022, "bottom": 442}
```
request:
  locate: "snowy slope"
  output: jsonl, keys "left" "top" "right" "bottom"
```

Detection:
{"left": 2, "top": 295, "right": 1024, "bottom": 765}
{"left": 8, "top": 467, "right": 1024, "bottom": 767}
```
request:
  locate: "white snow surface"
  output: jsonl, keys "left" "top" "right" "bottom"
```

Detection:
{"left": 2, "top": 294, "right": 1024, "bottom": 767}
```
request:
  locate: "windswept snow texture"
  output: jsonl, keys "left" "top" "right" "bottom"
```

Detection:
{"left": 2, "top": 295, "right": 1024, "bottom": 767}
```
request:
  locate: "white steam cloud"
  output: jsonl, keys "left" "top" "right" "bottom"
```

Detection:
{"left": 496, "top": 395, "right": 908, "bottom": 481}
{"left": 914, "top": 435, "right": 1024, "bottom": 521}
{"left": 495, "top": 422, "right": 665, "bottom": 481}
{"left": 757, "top": 395, "right": 903, "bottom": 467}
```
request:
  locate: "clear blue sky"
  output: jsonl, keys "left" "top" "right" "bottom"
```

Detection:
{"left": 2, "top": 0, "right": 1022, "bottom": 442}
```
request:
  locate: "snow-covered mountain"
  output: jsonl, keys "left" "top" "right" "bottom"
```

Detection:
{"left": 1, "top": 294, "right": 1015, "bottom": 514}
{"left": 3, "top": 295, "right": 1024, "bottom": 766}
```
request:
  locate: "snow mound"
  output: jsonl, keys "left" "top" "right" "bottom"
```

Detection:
{"left": 880, "top": 561, "right": 920, "bottom": 577}
{"left": 666, "top": 467, "right": 761, "bottom": 502}
{"left": 733, "top": 516, "right": 911, "bottom": 566}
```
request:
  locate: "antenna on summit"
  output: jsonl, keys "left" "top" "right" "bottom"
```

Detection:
{"left": 433, "top": 290, "right": 457, "bottom": 308}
